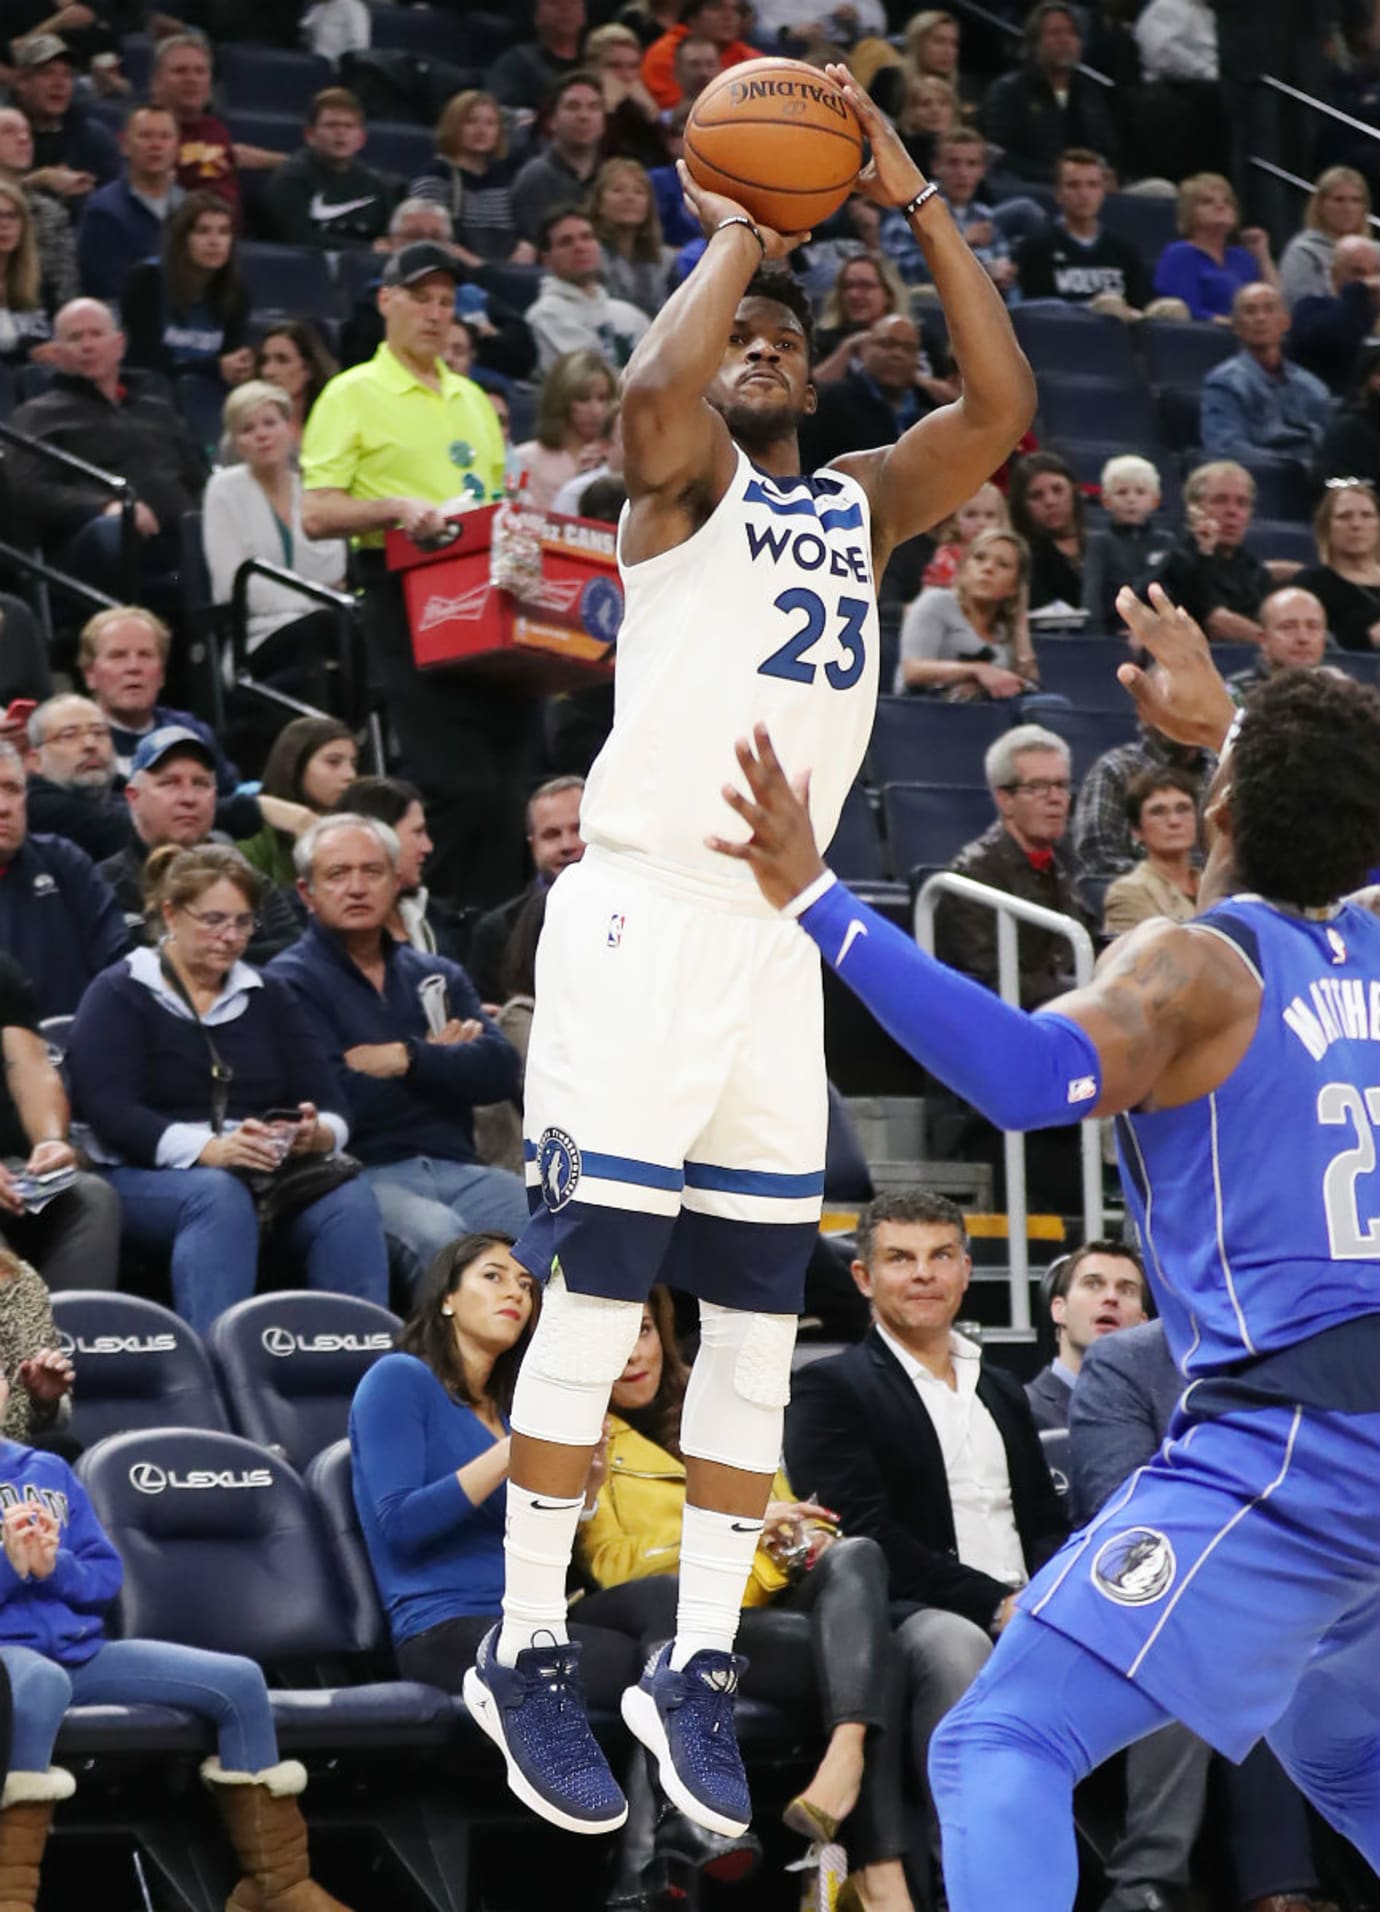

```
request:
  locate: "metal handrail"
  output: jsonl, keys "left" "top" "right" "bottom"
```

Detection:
{"left": 0, "top": 540, "right": 117, "bottom": 615}
{"left": 931, "top": 0, "right": 1113, "bottom": 85}
{"left": 914, "top": 871, "right": 1102, "bottom": 1331}
{"left": 1248, "top": 152, "right": 1380, "bottom": 231}
{"left": 0, "top": 424, "right": 137, "bottom": 603}
{"left": 1258, "top": 73, "right": 1380, "bottom": 145}
{"left": 229, "top": 558, "right": 362, "bottom": 729}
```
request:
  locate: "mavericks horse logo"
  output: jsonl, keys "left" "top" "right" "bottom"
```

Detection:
{"left": 1092, "top": 1527, "right": 1176, "bottom": 1606}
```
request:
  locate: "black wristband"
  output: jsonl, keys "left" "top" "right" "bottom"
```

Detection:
{"left": 902, "top": 182, "right": 941, "bottom": 218}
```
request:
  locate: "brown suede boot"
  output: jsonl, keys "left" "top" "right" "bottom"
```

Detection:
{"left": 201, "top": 1759, "right": 352, "bottom": 1912}
{"left": 0, "top": 1768, "right": 75, "bottom": 1912}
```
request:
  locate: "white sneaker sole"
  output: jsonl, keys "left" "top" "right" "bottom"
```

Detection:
{"left": 620, "top": 1681, "right": 750, "bottom": 1839}
{"left": 461, "top": 1664, "right": 628, "bottom": 1836}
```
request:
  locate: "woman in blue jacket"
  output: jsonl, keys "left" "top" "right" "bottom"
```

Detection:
{"left": 0, "top": 1370, "right": 348, "bottom": 1910}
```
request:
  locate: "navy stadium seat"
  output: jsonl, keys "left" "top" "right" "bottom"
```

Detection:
{"left": 337, "top": 248, "right": 384, "bottom": 305}
{"left": 51, "top": 1291, "right": 230, "bottom": 1447}
{"left": 1153, "top": 383, "right": 1202, "bottom": 452}
{"left": 1333, "top": 649, "right": 1380, "bottom": 686}
{"left": 881, "top": 783, "right": 992, "bottom": 877}
{"left": 364, "top": 120, "right": 436, "bottom": 181}
{"left": 1038, "top": 376, "right": 1159, "bottom": 447}
{"left": 475, "top": 260, "right": 543, "bottom": 314}
{"left": 223, "top": 108, "right": 303, "bottom": 154}
{"left": 869, "top": 695, "right": 1008, "bottom": 786}
{"left": 219, "top": 46, "right": 332, "bottom": 115}
{"left": 207, "top": 1291, "right": 401, "bottom": 1472}
{"left": 0, "top": 363, "right": 13, "bottom": 421}
{"left": 1036, "top": 704, "right": 1139, "bottom": 780}
{"left": 1040, "top": 1425, "right": 1072, "bottom": 1503}
{"left": 1235, "top": 453, "right": 1312, "bottom": 522}
{"left": 1032, "top": 634, "right": 1129, "bottom": 707}
{"left": 305, "top": 1438, "right": 388, "bottom": 1656}
{"left": 1100, "top": 192, "right": 1177, "bottom": 264}
{"left": 824, "top": 1082, "right": 873, "bottom": 1205}
{"left": 238, "top": 242, "right": 343, "bottom": 320}
{"left": 77, "top": 1428, "right": 453, "bottom": 1751}
{"left": 1012, "top": 306, "right": 1139, "bottom": 383}
{"left": 1138, "top": 319, "right": 1236, "bottom": 388}
{"left": 119, "top": 32, "right": 153, "bottom": 92}
{"left": 369, "top": 5, "right": 471, "bottom": 60}
{"left": 830, "top": 783, "right": 887, "bottom": 883}
{"left": 1248, "top": 519, "right": 1319, "bottom": 569}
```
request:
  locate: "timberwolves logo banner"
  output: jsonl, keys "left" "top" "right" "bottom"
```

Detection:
{"left": 1091, "top": 1527, "right": 1176, "bottom": 1606}
{"left": 538, "top": 1127, "right": 581, "bottom": 1212}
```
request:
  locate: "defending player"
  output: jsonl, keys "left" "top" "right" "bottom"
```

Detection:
{"left": 462, "top": 72, "right": 1035, "bottom": 1837}
{"left": 711, "top": 583, "right": 1380, "bottom": 1908}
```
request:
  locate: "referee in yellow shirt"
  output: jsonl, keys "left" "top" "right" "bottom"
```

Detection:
{"left": 302, "top": 241, "right": 526, "bottom": 908}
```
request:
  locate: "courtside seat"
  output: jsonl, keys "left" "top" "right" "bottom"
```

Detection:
{"left": 55, "top": 1702, "right": 208, "bottom": 1757}
{"left": 208, "top": 1291, "right": 401, "bottom": 1472}
{"left": 77, "top": 1429, "right": 453, "bottom": 1753}
{"left": 52, "top": 1291, "right": 230, "bottom": 1446}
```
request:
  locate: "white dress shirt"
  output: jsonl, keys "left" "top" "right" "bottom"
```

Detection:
{"left": 875, "top": 1322, "right": 1029, "bottom": 1590}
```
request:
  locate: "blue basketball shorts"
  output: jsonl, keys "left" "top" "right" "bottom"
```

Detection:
{"left": 514, "top": 848, "right": 827, "bottom": 1313}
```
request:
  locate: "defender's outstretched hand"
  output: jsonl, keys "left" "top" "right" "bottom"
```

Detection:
{"left": 1115, "top": 583, "right": 1236, "bottom": 752}
{"left": 709, "top": 725, "right": 825, "bottom": 910}
{"left": 676, "top": 161, "right": 809, "bottom": 259}
{"left": 823, "top": 62, "right": 926, "bottom": 210}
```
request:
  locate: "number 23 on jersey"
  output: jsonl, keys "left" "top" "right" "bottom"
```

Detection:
{"left": 759, "top": 589, "right": 869, "bottom": 692}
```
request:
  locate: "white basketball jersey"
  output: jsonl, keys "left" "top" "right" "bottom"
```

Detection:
{"left": 580, "top": 446, "right": 880, "bottom": 896}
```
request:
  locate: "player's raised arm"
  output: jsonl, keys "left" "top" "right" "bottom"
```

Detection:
{"left": 823, "top": 68, "right": 1036, "bottom": 567}
{"left": 619, "top": 168, "right": 807, "bottom": 553}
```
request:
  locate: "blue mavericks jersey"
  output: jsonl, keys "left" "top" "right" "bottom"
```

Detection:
{"left": 1116, "top": 895, "right": 1380, "bottom": 1378}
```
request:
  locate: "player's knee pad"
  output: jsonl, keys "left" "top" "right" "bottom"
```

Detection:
{"left": 679, "top": 1302, "right": 798, "bottom": 1474}
{"left": 509, "top": 1271, "right": 644, "bottom": 1448}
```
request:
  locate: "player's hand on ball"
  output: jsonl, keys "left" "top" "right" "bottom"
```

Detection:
{"left": 1115, "top": 582, "right": 1236, "bottom": 752}
{"left": 709, "top": 723, "right": 827, "bottom": 910}
{"left": 823, "top": 62, "right": 925, "bottom": 209}
{"left": 676, "top": 161, "right": 808, "bottom": 258}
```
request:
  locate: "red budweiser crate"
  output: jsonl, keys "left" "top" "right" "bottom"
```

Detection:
{"left": 385, "top": 502, "right": 620, "bottom": 692}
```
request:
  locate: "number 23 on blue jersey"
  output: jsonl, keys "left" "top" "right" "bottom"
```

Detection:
{"left": 758, "top": 589, "right": 868, "bottom": 691}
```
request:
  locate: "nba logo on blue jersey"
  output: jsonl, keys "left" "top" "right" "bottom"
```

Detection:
{"left": 1092, "top": 1528, "right": 1177, "bottom": 1606}
{"left": 538, "top": 1127, "right": 581, "bottom": 1211}
{"left": 607, "top": 913, "right": 625, "bottom": 948}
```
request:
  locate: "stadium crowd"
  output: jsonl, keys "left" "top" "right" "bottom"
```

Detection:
{"left": 0, "top": 0, "right": 1373, "bottom": 1906}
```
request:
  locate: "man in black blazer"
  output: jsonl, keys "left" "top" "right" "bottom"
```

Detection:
{"left": 1025, "top": 1239, "right": 1148, "bottom": 1433}
{"left": 785, "top": 1191, "right": 1068, "bottom": 1888}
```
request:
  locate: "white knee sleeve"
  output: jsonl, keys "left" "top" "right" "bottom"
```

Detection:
{"left": 509, "top": 1271, "right": 645, "bottom": 1447}
{"left": 679, "top": 1302, "right": 798, "bottom": 1474}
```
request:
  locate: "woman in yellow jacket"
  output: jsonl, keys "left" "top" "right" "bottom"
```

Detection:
{"left": 577, "top": 1289, "right": 917, "bottom": 1912}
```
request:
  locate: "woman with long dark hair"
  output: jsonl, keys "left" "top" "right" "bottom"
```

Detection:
{"left": 255, "top": 321, "right": 337, "bottom": 441}
{"left": 1009, "top": 451, "right": 1086, "bottom": 612}
{"left": 121, "top": 190, "right": 253, "bottom": 387}
{"left": 235, "top": 715, "right": 357, "bottom": 889}
{"left": 580, "top": 1288, "right": 917, "bottom": 1912}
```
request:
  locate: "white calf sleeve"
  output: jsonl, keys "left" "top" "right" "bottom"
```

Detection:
{"left": 679, "top": 1302, "right": 798, "bottom": 1475}
{"left": 508, "top": 1271, "right": 646, "bottom": 1448}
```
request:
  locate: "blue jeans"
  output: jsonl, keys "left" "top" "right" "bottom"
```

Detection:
{"left": 362, "top": 1155, "right": 529, "bottom": 1287}
{"left": 104, "top": 1164, "right": 390, "bottom": 1336}
{"left": 0, "top": 1639, "right": 279, "bottom": 1774}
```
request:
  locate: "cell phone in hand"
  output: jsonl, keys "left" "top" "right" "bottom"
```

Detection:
{"left": 3, "top": 700, "right": 36, "bottom": 728}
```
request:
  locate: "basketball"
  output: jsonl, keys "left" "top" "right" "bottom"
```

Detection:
{"left": 684, "top": 58, "right": 863, "bottom": 236}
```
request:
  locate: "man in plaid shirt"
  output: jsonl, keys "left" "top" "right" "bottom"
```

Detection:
{"left": 1071, "top": 728, "right": 1215, "bottom": 878}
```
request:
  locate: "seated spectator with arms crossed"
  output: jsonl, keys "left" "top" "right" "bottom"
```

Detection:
{"left": 271, "top": 816, "right": 529, "bottom": 1284}
{"left": 786, "top": 1193, "right": 1068, "bottom": 1898}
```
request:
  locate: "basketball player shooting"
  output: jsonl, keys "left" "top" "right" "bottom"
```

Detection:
{"left": 712, "top": 581, "right": 1380, "bottom": 1909}
{"left": 462, "top": 70, "right": 1035, "bottom": 1839}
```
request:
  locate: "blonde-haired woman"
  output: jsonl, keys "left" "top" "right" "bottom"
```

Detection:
{"left": 899, "top": 72, "right": 959, "bottom": 171}
{"left": 1279, "top": 166, "right": 1372, "bottom": 309}
{"left": 813, "top": 254, "right": 911, "bottom": 383}
{"left": 513, "top": 350, "right": 617, "bottom": 510}
{"left": 0, "top": 182, "right": 52, "bottom": 370}
{"left": 1296, "top": 480, "right": 1380, "bottom": 652}
{"left": 902, "top": 8, "right": 977, "bottom": 111}
{"left": 1152, "top": 172, "right": 1276, "bottom": 322}
{"left": 896, "top": 528, "right": 1038, "bottom": 699}
{"left": 586, "top": 157, "right": 672, "bottom": 315}
{"left": 410, "top": 90, "right": 532, "bottom": 266}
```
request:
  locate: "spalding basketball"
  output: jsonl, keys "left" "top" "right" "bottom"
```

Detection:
{"left": 684, "top": 58, "right": 862, "bottom": 236}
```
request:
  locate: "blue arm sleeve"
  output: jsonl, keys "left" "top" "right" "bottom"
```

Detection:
{"left": 795, "top": 875, "right": 1102, "bottom": 1131}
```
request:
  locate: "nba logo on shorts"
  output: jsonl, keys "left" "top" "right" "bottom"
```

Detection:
{"left": 607, "top": 913, "right": 625, "bottom": 948}
{"left": 1091, "top": 1528, "right": 1176, "bottom": 1606}
{"left": 537, "top": 1127, "right": 581, "bottom": 1212}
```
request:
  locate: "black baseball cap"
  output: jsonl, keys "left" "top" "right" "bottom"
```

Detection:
{"left": 381, "top": 242, "right": 459, "bottom": 289}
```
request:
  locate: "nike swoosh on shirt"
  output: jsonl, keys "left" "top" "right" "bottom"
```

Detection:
{"left": 310, "top": 192, "right": 378, "bottom": 221}
{"left": 836, "top": 919, "right": 868, "bottom": 966}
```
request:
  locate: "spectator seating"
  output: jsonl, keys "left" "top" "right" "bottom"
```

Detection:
{"left": 870, "top": 696, "right": 1010, "bottom": 786}
{"left": 338, "top": 248, "right": 385, "bottom": 304}
{"left": 1099, "top": 192, "right": 1178, "bottom": 265}
{"left": 305, "top": 1438, "right": 390, "bottom": 1661}
{"left": 362, "top": 120, "right": 436, "bottom": 181}
{"left": 1235, "top": 453, "right": 1314, "bottom": 522}
{"left": 224, "top": 107, "right": 302, "bottom": 155}
{"left": 1012, "top": 306, "right": 1139, "bottom": 384}
{"left": 831, "top": 783, "right": 889, "bottom": 884}
{"left": 1248, "top": 519, "right": 1319, "bottom": 569}
{"left": 1035, "top": 704, "right": 1139, "bottom": 780}
{"left": 1047, "top": 439, "right": 1183, "bottom": 516}
{"left": 1334, "top": 649, "right": 1380, "bottom": 686}
{"left": 474, "top": 260, "right": 544, "bottom": 315}
{"left": 1032, "top": 635, "right": 1129, "bottom": 706}
{"left": 881, "top": 782, "right": 993, "bottom": 879}
{"left": 239, "top": 242, "right": 346, "bottom": 320}
{"left": 207, "top": 1290, "right": 401, "bottom": 1472}
{"left": 1138, "top": 319, "right": 1237, "bottom": 388}
{"left": 1039, "top": 1425, "right": 1071, "bottom": 1504}
{"left": 1038, "top": 375, "right": 1159, "bottom": 447}
{"left": 51, "top": 1291, "right": 231, "bottom": 1447}
{"left": 219, "top": 46, "right": 333, "bottom": 115}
